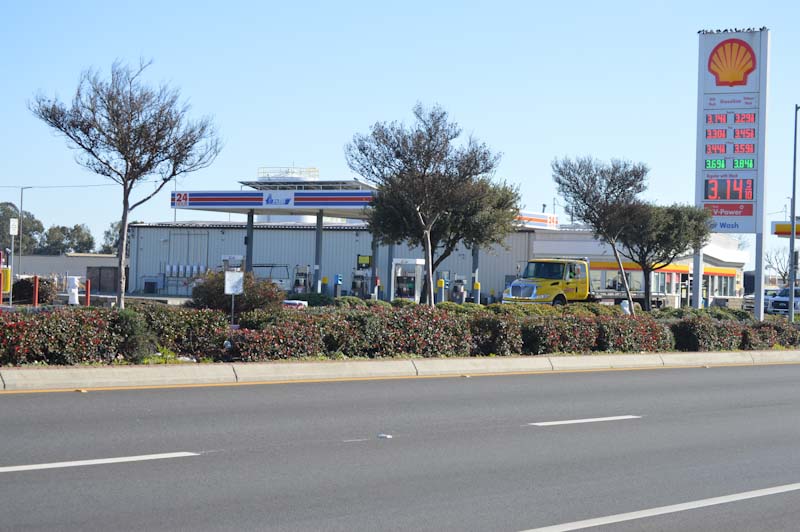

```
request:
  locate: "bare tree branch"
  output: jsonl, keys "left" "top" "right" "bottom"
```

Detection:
{"left": 30, "top": 60, "right": 222, "bottom": 308}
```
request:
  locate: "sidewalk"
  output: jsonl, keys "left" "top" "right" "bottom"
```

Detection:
{"left": 3, "top": 351, "right": 800, "bottom": 392}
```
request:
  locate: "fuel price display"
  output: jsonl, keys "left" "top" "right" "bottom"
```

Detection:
{"left": 697, "top": 30, "right": 768, "bottom": 236}
{"left": 704, "top": 178, "right": 754, "bottom": 201}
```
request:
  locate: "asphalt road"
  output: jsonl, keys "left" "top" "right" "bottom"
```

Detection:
{"left": 2, "top": 365, "right": 800, "bottom": 531}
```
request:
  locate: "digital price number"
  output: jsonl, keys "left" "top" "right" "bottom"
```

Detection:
{"left": 704, "top": 178, "right": 754, "bottom": 201}
{"left": 705, "top": 113, "right": 757, "bottom": 124}
{"left": 705, "top": 159, "right": 756, "bottom": 170}
{"left": 703, "top": 109, "right": 758, "bottom": 179}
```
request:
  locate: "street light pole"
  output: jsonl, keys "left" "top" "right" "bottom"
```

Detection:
{"left": 790, "top": 105, "right": 799, "bottom": 322}
{"left": 17, "top": 186, "right": 31, "bottom": 278}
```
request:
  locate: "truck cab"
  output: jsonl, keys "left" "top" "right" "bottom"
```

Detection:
{"left": 502, "top": 258, "right": 591, "bottom": 305}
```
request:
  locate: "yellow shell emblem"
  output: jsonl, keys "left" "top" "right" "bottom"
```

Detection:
{"left": 708, "top": 39, "right": 756, "bottom": 87}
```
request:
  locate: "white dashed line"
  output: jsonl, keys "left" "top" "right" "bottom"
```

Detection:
{"left": 0, "top": 452, "right": 199, "bottom": 473}
{"left": 529, "top": 415, "right": 641, "bottom": 427}
{"left": 521, "top": 482, "right": 800, "bottom": 531}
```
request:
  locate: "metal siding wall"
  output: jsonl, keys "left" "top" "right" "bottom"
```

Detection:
{"left": 130, "top": 226, "right": 745, "bottom": 298}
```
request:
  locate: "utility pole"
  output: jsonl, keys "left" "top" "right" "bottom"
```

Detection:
{"left": 789, "top": 104, "right": 799, "bottom": 322}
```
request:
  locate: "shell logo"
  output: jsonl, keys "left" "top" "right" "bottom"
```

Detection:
{"left": 708, "top": 39, "right": 756, "bottom": 87}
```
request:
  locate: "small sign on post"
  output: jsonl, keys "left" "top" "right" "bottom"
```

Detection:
{"left": 9, "top": 218, "right": 18, "bottom": 236}
{"left": 224, "top": 271, "right": 244, "bottom": 326}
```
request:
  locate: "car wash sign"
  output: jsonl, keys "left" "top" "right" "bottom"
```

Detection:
{"left": 695, "top": 29, "right": 769, "bottom": 234}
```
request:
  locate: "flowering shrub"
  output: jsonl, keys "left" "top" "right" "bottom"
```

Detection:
{"left": 233, "top": 319, "right": 324, "bottom": 361}
{"left": 334, "top": 296, "right": 367, "bottom": 308}
{"left": 386, "top": 306, "right": 471, "bottom": 357}
{"left": 564, "top": 303, "right": 623, "bottom": 318}
{"left": 188, "top": 271, "right": 284, "bottom": 314}
{"left": 470, "top": 313, "right": 522, "bottom": 356}
{"left": 5, "top": 304, "right": 800, "bottom": 366}
{"left": 129, "top": 303, "right": 228, "bottom": 357}
{"left": 671, "top": 317, "right": 744, "bottom": 351}
{"left": 741, "top": 321, "right": 800, "bottom": 350}
{"left": 595, "top": 315, "right": 674, "bottom": 352}
{"left": 521, "top": 316, "right": 598, "bottom": 354}
{"left": 0, "top": 309, "right": 121, "bottom": 365}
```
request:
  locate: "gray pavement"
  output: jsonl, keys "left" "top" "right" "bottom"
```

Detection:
{"left": 2, "top": 365, "right": 800, "bottom": 530}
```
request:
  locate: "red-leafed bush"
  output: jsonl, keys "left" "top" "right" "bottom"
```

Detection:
{"left": 521, "top": 316, "right": 598, "bottom": 355}
{"left": 0, "top": 308, "right": 121, "bottom": 365}
{"left": 595, "top": 315, "right": 674, "bottom": 353}
{"left": 233, "top": 318, "right": 325, "bottom": 361}
{"left": 671, "top": 317, "right": 743, "bottom": 352}
{"left": 386, "top": 305, "right": 471, "bottom": 357}
{"left": 469, "top": 313, "right": 523, "bottom": 356}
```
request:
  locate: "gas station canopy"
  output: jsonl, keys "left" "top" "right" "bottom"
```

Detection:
{"left": 170, "top": 179, "right": 377, "bottom": 219}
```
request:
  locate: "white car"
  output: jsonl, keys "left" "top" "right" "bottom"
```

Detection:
{"left": 767, "top": 287, "right": 800, "bottom": 315}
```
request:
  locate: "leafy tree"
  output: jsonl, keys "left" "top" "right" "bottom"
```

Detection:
{"left": 35, "top": 224, "right": 96, "bottom": 255}
{"left": 346, "top": 104, "right": 519, "bottom": 305}
{"left": 189, "top": 271, "right": 284, "bottom": 314}
{"left": 0, "top": 202, "right": 44, "bottom": 258}
{"left": 30, "top": 60, "right": 221, "bottom": 308}
{"left": 616, "top": 202, "right": 711, "bottom": 311}
{"left": 552, "top": 156, "right": 648, "bottom": 314}
{"left": 765, "top": 247, "right": 790, "bottom": 285}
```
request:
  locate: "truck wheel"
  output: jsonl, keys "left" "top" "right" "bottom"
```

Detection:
{"left": 552, "top": 295, "right": 566, "bottom": 306}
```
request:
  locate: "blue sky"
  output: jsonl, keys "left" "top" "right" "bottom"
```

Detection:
{"left": 2, "top": 0, "right": 799, "bottom": 264}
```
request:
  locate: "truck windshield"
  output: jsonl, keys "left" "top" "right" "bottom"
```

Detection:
{"left": 776, "top": 287, "right": 800, "bottom": 298}
{"left": 523, "top": 262, "right": 564, "bottom": 280}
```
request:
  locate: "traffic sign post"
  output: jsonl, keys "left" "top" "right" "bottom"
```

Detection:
{"left": 8, "top": 218, "right": 17, "bottom": 307}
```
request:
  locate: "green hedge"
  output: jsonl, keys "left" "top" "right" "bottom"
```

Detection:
{"left": 3, "top": 303, "right": 800, "bottom": 366}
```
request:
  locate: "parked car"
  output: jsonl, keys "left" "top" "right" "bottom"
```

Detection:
{"left": 767, "top": 287, "right": 800, "bottom": 315}
{"left": 743, "top": 288, "right": 778, "bottom": 312}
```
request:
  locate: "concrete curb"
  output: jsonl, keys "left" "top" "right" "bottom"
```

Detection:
{"left": 659, "top": 352, "right": 754, "bottom": 367}
{"left": 232, "top": 360, "right": 417, "bottom": 383}
{"left": 413, "top": 357, "right": 553, "bottom": 376}
{"left": 0, "top": 365, "right": 237, "bottom": 391}
{"left": 3, "top": 352, "right": 800, "bottom": 391}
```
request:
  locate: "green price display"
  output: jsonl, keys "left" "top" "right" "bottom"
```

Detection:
{"left": 705, "top": 159, "right": 725, "bottom": 170}
{"left": 732, "top": 159, "right": 755, "bottom": 169}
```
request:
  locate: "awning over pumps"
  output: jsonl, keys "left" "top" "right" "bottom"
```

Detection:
{"left": 171, "top": 178, "right": 378, "bottom": 291}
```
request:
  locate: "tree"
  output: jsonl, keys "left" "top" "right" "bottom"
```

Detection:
{"left": 30, "top": 60, "right": 221, "bottom": 308}
{"left": 68, "top": 223, "right": 96, "bottom": 253}
{"left": 35, "top": 224, "right": 96, "bottom": 255}
{"left": 0, "top": 202, "right": 44, "bottom": 258}
{"left": 615, "top": 202, "right": 711, "bottom": 311}
{"left": 552, "top": 156, "right": 648, "bottom": 314}
{"left": 99, "top": 221, "right": 121, "bottom": 254}
{"left": 346, "top": 104, "right": 519, "bottom": 305}
{"left": 765, "top": 247, "right": 790, "bottom": 285}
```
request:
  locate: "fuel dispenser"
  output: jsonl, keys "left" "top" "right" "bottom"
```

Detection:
{"left": 451, "top": 276, "right": 467, "bottom": 304}
{"left": 390, "top": 258, "right": 425, "bottom": 303}
{"left": 292, "top": 265, "right": 311, "bottom": 294}
{"left": 351, "top": 270, "right": 372, "bottom": 299}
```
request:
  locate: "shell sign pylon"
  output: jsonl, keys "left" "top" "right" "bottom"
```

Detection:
{"left": 708, "top": 39, "right": 756, "bottom": 87}
{"left": 695, "top": 29, "right": 769, "bottom": 235}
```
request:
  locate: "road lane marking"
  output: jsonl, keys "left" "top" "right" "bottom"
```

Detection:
{"left": 342, "top": 439, "right": 370, "bottom": 443}
{"left": 521, "top": 482, "right": 800, "bottom": 531}
{"left": 0, "top": 452, "right": 199, "bottom": 473}
{"left": 528, "top": 415, "right": 641, "bottom": 427}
